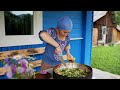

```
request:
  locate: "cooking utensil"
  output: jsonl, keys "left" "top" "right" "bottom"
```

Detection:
{"left": 53, "top": 62, "right": 93, "bottom": 79}
{"left": 58, "top": 53, "right": 67, "bottom": 68}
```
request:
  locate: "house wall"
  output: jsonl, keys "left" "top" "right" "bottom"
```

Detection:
{"left": 112, "top": 27, "right": 117, "bottom": 42}
{"left": 92, "top": 28, "right": 98, "bottom": 46}
{"left": 117, "top": 31, "right": 120, "bottom": 42}
{"left": 112, "top": 27, "right": 120, "bottom": 43}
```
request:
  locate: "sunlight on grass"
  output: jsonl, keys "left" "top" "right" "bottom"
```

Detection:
{"left": 91, "top": 44, "right": 120, "bottom": 75}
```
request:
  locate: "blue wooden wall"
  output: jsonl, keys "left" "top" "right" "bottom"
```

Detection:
{"left": 43, "top": 11, "right": 83, "bottom": 38}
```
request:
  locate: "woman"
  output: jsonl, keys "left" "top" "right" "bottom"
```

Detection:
{"left": 39, "top": 16, "right": 75, "bottom": 73}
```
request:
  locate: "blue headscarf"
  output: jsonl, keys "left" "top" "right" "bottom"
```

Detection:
{"left": 57, "top": 16, "right": 73, "bottom": 31}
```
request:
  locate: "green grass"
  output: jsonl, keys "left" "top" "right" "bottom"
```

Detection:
{"left": 91, "top": 44, "right": 120, "bottom": 75}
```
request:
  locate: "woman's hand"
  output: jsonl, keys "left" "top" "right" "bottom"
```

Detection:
{"left": 55, "top": 46, "right": 62, "bottom": 55}
{"left": 67, "top": 53, "right": 76, "bottom": 62}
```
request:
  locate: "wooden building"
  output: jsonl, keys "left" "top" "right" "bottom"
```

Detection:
{"left": 92, "top": 11, "right": 120, "bottom": 46}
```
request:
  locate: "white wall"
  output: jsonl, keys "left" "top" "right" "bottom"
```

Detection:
{"left": 0, "top": 11, "right": 43, "bottom": 47}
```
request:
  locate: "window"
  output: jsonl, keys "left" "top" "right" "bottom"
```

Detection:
{"left": 0, "top": 11, "right": 43, "bottom": 47}
{"left": 4, "top": 11, "right": 33, "bottom": 35}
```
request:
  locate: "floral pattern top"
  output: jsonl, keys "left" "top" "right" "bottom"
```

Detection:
{"left": 39, "top": 28, "right": 70, "bottom": 66}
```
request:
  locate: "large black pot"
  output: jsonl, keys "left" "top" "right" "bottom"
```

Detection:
{"left": 53, "top": 62, "right": 93, "bottom": 79}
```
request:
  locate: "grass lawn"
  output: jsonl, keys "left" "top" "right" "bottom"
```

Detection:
{"left": 91, "top": 44, "right": 120, "bottom": 75}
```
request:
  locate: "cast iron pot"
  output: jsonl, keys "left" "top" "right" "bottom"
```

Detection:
{"left": 53, "top": 62, "right": 93, "bottom": 79}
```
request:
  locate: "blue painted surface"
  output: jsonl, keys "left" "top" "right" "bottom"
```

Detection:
{"left": 81, "top": 11, "right": 93, "bottom": 66}
{"left": 69, "top": 40, "right": 82, "bottom": 63}
{"left": 34, "top": 67, "right": 41, "bottom": 72}
{"left": 43, "top": 11, "right": 83, "bottom": 38}
{"left": 0, "top": 75, "right": 5, "bottom": 79}
{"left": 0, "top": 44, "right": 45, "bottom": 52}
{"left": 0, "top": 61, "right": 3, "bottom": 67}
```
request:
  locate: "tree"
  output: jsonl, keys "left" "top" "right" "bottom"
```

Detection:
{"left": 4, "top": 11, "right": 33, "bottom": 35}
{"left": 114, "top": 11, "right": 120, "bottom": 26}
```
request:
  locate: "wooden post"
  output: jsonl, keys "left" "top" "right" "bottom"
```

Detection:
{"left": 81, "top": 11, "right": 93, "bottom": 66}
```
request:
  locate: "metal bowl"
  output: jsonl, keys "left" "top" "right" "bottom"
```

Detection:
{"left": 53, "top": 62, "right": 93, "bottom": 79}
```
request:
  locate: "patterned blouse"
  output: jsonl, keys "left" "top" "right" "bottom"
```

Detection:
{"left": 39, "top": 28, "right": 70, "bottom": 66}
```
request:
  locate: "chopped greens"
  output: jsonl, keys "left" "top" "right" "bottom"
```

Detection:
{"left": 56, "top": 68, "right": 90, "bottom": 78}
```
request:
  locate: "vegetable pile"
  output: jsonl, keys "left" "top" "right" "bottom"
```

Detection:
{"left": 56, "top": 68, "right": 90, "bottom": 78}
